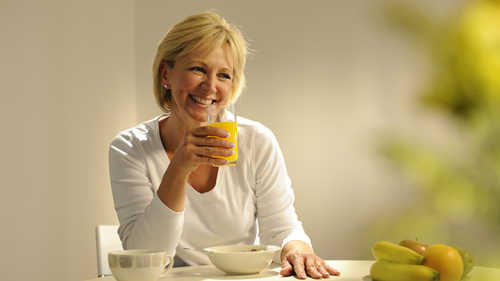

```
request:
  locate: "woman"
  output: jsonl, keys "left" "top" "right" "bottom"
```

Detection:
{"left": 109, "top": 11, "right": 339, "bottom": 279}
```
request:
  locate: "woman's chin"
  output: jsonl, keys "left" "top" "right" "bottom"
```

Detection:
{"left": 177, "top": 107, "right": 211, "bottom": 127}
{"left": 192, "top": 113, "right": 208, "bottom": 123}
{"left": 186, "top": 113, "right": 208, "bottom": 126}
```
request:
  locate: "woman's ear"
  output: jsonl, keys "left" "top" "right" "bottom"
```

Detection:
{"left": 160, "top": 61, "right": 171, "bottom": 88}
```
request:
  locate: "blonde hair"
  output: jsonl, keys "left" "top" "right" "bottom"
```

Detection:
{"left": 152, "top": 11, "right": 248, "bottom": 112}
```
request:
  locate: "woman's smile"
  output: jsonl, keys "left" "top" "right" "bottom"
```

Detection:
{"left": 189, "top": 94, "right": 216, "bottom": 106}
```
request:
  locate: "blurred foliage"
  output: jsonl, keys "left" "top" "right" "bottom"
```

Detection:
{"left": 370, "top": 0, "right": 500, "bottom": 268}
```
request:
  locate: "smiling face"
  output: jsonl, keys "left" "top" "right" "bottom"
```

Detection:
{"left": 161, "top": 43, "right": 234, "bottom": 129}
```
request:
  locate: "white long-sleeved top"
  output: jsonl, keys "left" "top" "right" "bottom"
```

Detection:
{"left": 109, "top": 115, "right": 311, "bottom": 265}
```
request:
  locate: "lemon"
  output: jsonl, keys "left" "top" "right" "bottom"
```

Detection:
{"left": 423, "top": 244, "right": 464, "bottom": 281}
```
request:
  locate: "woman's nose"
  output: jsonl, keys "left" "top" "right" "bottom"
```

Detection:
{"left": 200, "top": 73, "right": 217, "bottom": 93}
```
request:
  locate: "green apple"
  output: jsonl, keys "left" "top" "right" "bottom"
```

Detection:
{"left": 454, "top": 247, "right": 474, "bottom": 280}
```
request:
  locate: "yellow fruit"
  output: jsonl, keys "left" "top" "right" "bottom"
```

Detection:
{"left": 423, "top": 244, "right": 464, "bottom": 281}
{"left": 370, "top": 260, "right": 439, "bottom": 281}
{"left": 372, "top": 241, "right": 425, "bottom": 264}
{"left": 399, "top": 240, "right": 429, "bottom": 255}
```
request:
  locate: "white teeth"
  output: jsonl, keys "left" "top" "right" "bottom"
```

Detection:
{"left": 191, "top": 95, "right": 213, "bottom": 105}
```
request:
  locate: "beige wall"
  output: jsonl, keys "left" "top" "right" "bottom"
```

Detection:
{"left": 1, "top": 1, "right": 135, "bottom": 281}
{"left": 0, "top": 1, "right": 462, "bottom": 281}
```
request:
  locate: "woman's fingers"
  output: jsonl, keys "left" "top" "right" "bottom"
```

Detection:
{"left": 279, "top": 259, "right": 293, "bottom": 277}
{"left": 317, "top": 264, "right": 330, "bottom": 278}
{"left": 189, "top": 145, "right": 233, "bottom": 158}
{"left": 172, "top": 125, "right": 235, "bottom": 170}
{"left": 187, "top": 127, "right": 235, "bottom": 158}
{"left": 316, "top": 260, "right": 336, "bottom": 278}
{"left": 324, "top": 263, "right": 340, "bottom": 276}
{"left": 202, "top": 157, "right": 228, "bottom": 167}
{"left": 280, "top": 241, "right": 341, "bottom": 279}
{"left": 190, "top": 135, "right": 235, "bottom": 148}
{"left": 287, "top": 254, "right": 307, "bottom": 279}
{"left": 281, "top": 254, "right": 340, "bottom": 280}
{"left": 304, "top": 255, "right": 322, "bottom": 279}
{"left": 192, "top": 126, "right": 230, "bottom": 138}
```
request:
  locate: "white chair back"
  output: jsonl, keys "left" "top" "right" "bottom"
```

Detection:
{"left": 95, "top": 225, "right": 123, "bottom": 277}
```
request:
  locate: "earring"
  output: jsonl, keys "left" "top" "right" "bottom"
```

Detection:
{"left": 163, "top": 84, "right": 170, "bottom": 89}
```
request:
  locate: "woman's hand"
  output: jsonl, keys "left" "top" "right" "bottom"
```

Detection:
{"left": 158, "top": 125, "right": 234, "bottom": 212}
{"left": 170, "top": 125, "right": 235, "bottom": 173}
{"left": 280, "top": 240, "right": 340, "bottom": 279}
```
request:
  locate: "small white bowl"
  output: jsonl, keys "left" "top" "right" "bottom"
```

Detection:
{"left": 108, "top": 250, "right": 173, "bottom": 281}
{"left": 204, "top": 244, "right": 281, "bottom": 275}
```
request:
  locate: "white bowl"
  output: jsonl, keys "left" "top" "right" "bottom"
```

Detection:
{"left": 204, "top": 244, "right": 281, "bottom": 275}
{"left": 108, "top": 250, "right": 174, "bottom": 281}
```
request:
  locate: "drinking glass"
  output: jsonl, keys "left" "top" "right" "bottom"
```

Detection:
{"left": 207, "top": 102, "right": 238, "bottom": 166}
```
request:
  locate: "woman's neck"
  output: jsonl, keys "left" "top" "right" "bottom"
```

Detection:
{"left": 160, "top": 113, "right": 201, "bottom": 155}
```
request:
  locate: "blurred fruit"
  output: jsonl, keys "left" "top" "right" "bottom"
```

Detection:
{"left": 370, "top": 260, "right": 439, "bottom": 281}
{"left": 454, "top": 247, "right": 474, "bottom": 279}
{"left": 423, "top": 244, "right": 464, "bottom": 281}
{"left": 372, "top": 241, "right": 425, "bottom": 264}
{"left": 399, "top": 240, "right": 429, "bottom": 255}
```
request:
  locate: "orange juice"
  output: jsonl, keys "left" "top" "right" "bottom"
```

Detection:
{"left": 208, "top": 121, "right": 238, "bottom": 165}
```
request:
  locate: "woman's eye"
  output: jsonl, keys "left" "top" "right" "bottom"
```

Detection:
{"left": 219, "top": 73, "right": 232, "bottom": 80}
{"left": 190, "top": 66, "right": 206, "bottom": 73}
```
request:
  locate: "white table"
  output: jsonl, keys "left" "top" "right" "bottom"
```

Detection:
{"left": 86, "top": 260, "right": 500, "bottom": 281}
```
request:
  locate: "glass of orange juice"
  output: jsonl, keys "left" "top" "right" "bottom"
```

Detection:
{"left": 207, "top": 102, "right": 238, "bottom": 166}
